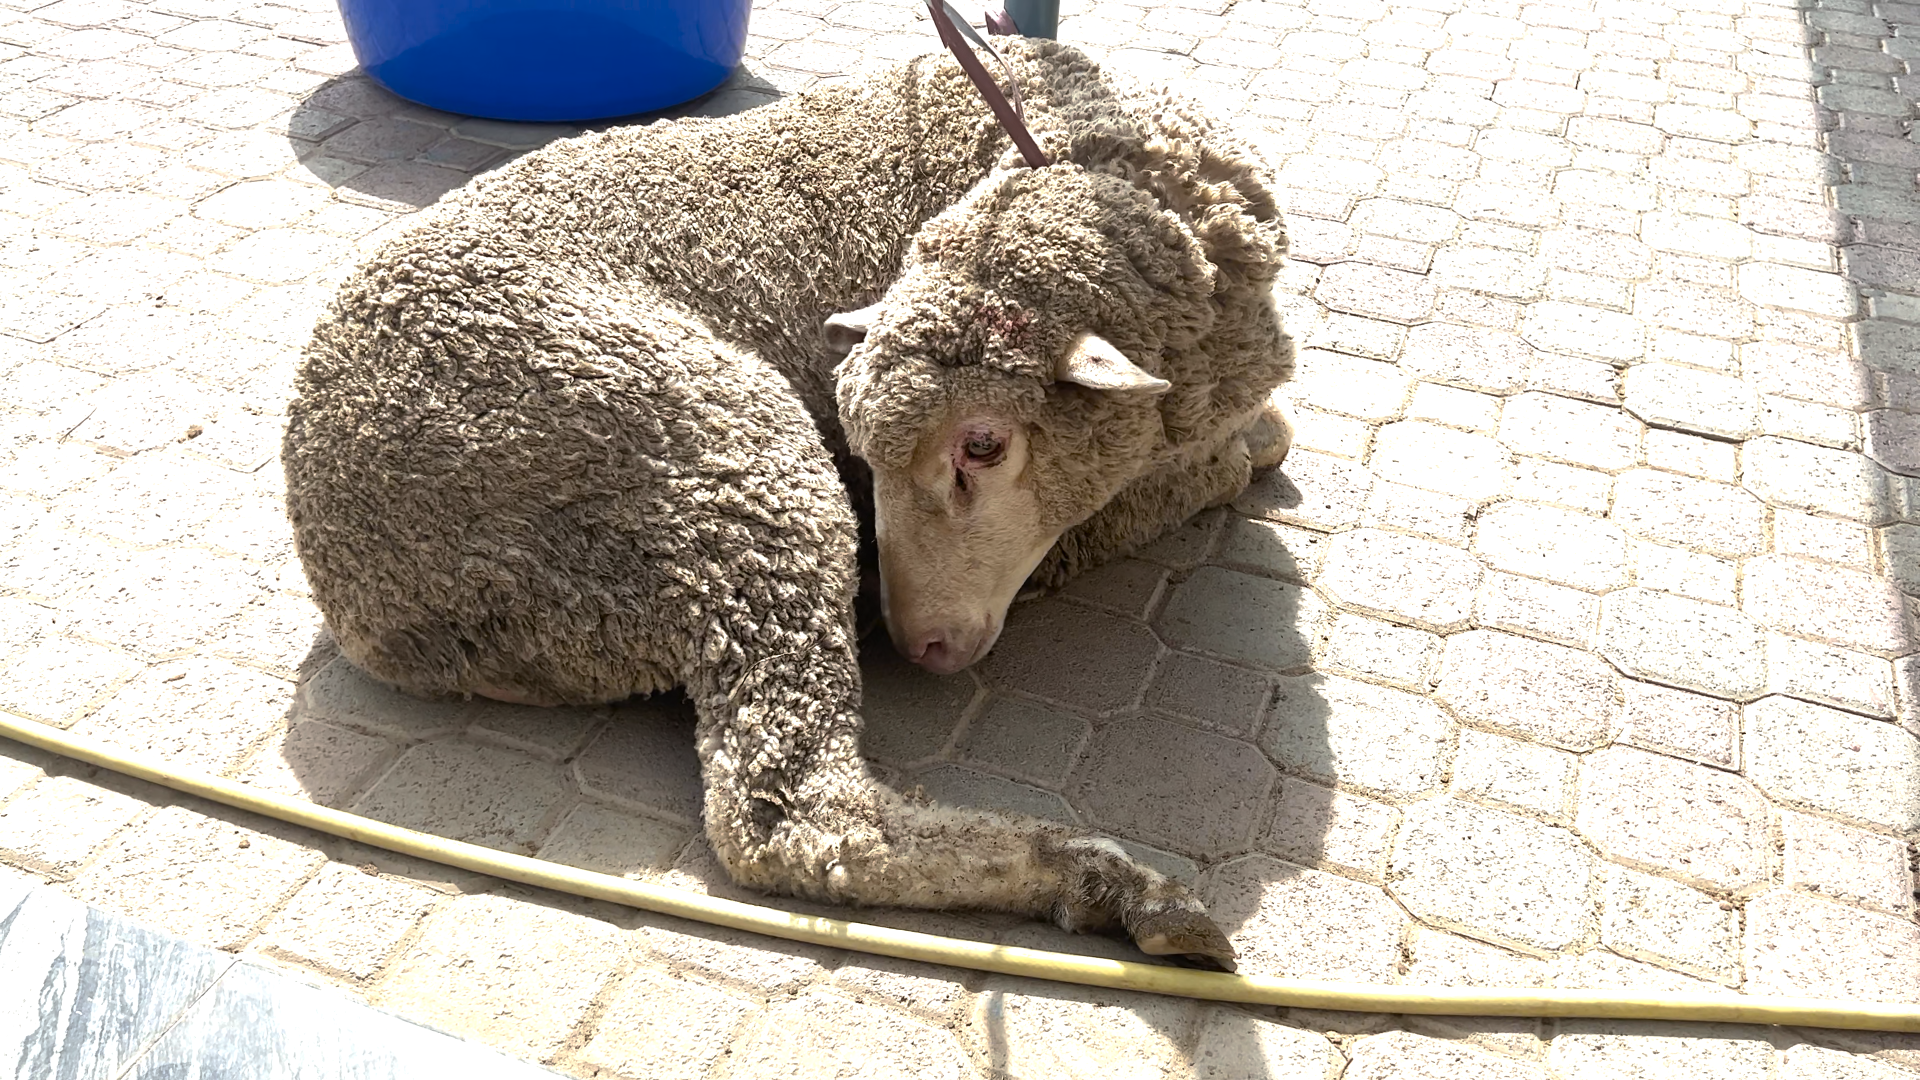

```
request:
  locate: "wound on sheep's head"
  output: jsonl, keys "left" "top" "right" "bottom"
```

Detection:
{"left": 831, "top": 163, "right": 1214, "bottom": 674}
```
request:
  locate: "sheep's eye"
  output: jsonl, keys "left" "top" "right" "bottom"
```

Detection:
{"left": 963, "top": 434, "right": 1004, "bottom": 464}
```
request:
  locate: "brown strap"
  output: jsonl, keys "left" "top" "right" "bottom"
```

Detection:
{"left": 926, "top": 0, "right": 1051, "bottom": 168}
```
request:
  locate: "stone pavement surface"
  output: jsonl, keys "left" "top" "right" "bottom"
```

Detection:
{"left": 0, "top": 0, "right": 1916, "bottom": 1074}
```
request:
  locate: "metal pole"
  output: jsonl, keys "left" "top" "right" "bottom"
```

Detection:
{"left": 1001, "top": 0, "right": 1059, "bottom": 38}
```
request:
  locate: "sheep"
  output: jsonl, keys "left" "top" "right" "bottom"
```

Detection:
{"left": 282, "top": 37, "right": 1292, "bottom": 970}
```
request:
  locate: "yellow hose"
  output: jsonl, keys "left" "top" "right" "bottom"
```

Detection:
{"left": 4, "top": 713, "right": 1916, "bottom": 1033}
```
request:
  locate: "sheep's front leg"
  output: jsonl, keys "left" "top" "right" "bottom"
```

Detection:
{"left": 1027, "top": 400, "right": 1291, "bottom": 590}
{"left": 689, "top": 648, "right": 1237, "bottom": 969}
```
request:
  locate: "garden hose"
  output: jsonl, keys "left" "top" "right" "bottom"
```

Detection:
{"left": 3, "top": 713, "right": 1916, "bottom": 1033}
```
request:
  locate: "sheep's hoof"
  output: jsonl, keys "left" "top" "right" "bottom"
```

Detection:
{"left": 1242, "top": 397, "right": 1294, "bottom": 474}
{"left": 1133, "top": 908, "right": 1238, "bottom": 973}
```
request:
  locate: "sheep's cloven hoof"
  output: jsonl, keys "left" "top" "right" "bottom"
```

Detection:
{"left": 1242, "top": 397, "right": 1294, "bottom": 475}
{"left": 1133, "top": 908, "right": 1238, "bottom": 973}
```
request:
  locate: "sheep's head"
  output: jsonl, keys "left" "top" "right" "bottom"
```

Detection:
{"left": 833, "top": 164, "right": 1217, "bottom": 674}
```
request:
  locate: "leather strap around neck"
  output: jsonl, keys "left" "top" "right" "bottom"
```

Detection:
{"left": 926, "top": 1, "right": 1051, "bottom": 168}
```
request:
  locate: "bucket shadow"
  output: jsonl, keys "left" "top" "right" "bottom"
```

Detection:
{"left": 280, "top": 64, "right": 786, "bottom": 210}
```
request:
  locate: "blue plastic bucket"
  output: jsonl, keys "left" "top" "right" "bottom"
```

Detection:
{"left": 335, "top": 0, "right": 752, "bottom": 122}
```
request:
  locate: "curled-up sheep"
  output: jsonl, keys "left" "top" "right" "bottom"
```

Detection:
{"left": 283, "top": 38, "right": 1293, "bottom": 968}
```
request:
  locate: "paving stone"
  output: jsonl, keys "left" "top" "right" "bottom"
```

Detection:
{"left": 1264, "top": 672, "right": 1452, "bottom": 799}
{"left": 0, "top": 635, "right": 140, "bottom": 727}
{"left": 1452, "top": 728, "right": 1575, "bottom": 819}
{"left": 1234, "top": 448, "right": 1373, "bottom": 531}
{"left": 231, "top": 715, "right": 395, "bottom": 808}
{"left": 250, "top": 861, "right": 436, "bottom": 979}
{"left": 1746, "top": 695, "right": 1920, "bottom": 831}
{"left": 1743, "top": 435, "right": 1897, "bottom": 524}
{"left": 1617, "top": 680, "right": 1739, "bottom": 769}
{"left": 1438, "top": 630, "right": 1619, "bottom": 750}
{"left": 67, "top": 544, "right": 270, "bottom": 657}
{"left": 1767, "top": 633, "right": 1894, "bottom": 719}
{"left": 1320, "top": 528, "right": 1483, "bottom": 630}
{"left": 535, "top": 800, "right": 688, "bottom": 881}
{"left": 1075, "top": 715, "right": 1273, "bottom": 856}
{"left": 1782, "top": 810, "right": 1914, "bottom": 916}
{"left": 1348, "top": 1029, "right": 1550, "bottom": 1080}
{"left": 1144, "top": 650, "right": 1269, "bottom": 736}
{"left": 1629, "top": 539, "right": 1736, "bottom": 605}
{"left": 1600, "top": 865, "right": 1741, "bottom": 983}
{"left": 1371, "top": 420, "right": 1513, "bottom": 501}
{"left": 1738, "top": 262, "right": 1857, "bottom": 319}
{"left": 1744, "top": 340, "right": 1874, "bottom": 410}
{"left": 1360, "top": 481, "right": 1477, "bottom": 545}
{"left": 1474, "top": 572, "right": 1598, "bottom": 647}
{"left": 1621, "top": 362, "right": 1763, "bottom": 441}
{"left": 1780, "top": 1044, "right": 1916, "bottom": 1080}
{"left": 907, "top": 761, "right": 1075, "bottom": 824}
{"left": 727, "top": 988, "right": 975, "bottom": 1080}
{"left": 568, "top": 699, "right": 704, "bottom": 824}
{"left": 1265, "top": 777, "right": 1400, "bottom": 881}
{"left": 1550, "top": 1020, "right": 1779, "bottom": 1080}
{"left": 1191, "top": 1009, "right": 1340, "bottom": 1080}
{"left": 1390, "top": 799, "right": 1598, "bottom": 954}
{"left": 1599, "top": 588, "right": 1767, "bottom": 701}
{"left": 353, "top": 740, "right": 569, "bottom": 854}
{"left": 570, "top": 966, "right": 759, "bottom": 1080}
{"left": 1315, "top": 261, "right": 1437, "bottom": 323}
{"left": 1324, "top": 612, "right": 1442, "bottom": 688}
{"left": 1747, "top": 890, "right": 1920, "bottom": 1004}
{"left": 1576, "top": 746, "right": 1771, "bottom": 891}
{"left": 1402, "top": 925, "right": 1550, "bottom": 990}
{"left": 1404, "top": 381, "right": 1501, "bottom": 433}
{"left": 1865, "top": 409, "right": 1920, "bottom": 478}
{"left": 969, "top": 976, "right": 1199, "bottom": 1080}
{"left": 70, "top": 803, "right": 324, "bottom": 950}
{"left": 986, "top": 599, "right": 1162, "bottom": 713}
{"left": 0, "top": 773, "right": 149, "bottom": 872}
{"left": 1744, "top": 554, "right": 1909, "bottom": 656}
{"left": 1200, "top": 855, "right": 1406, "bottom": 982}
{"left": 1496, "top": 391, "right": 1641, "bottom": 473}
{"left": 1058, "top": 557, "right": 1166, "bottom": 619}
{"left": 1523, "top": 300, "right": 1645, "bottom": 362}
{"left": 1286, "top": 348, "right": 1410, "bottom": 419}
{"left": 858, "top": 638, "right": 973, "bottom": 766}
{"left": 1157, "top": 565, "right": 1321, "bottom": 672}
{"left": 1473, "top": 501, "right": 1629, "bottom": 593}
{"left": 959, "top": 695, "right": 1088, "bottom": 787}
{"left": 376, "top": 891, "right": 630, "bottom": 1061}
{"left": 1780, "top": 511, "right": 1872, "bottom": 571}
{"left": 1400, "top": 323, "right": 1534, "bottom": 393}
{"left": 79, "top": 654, "right": 290, "bottom": 773}
{"left": 1610, "top": 468, "right": 1766, "bottom": 559}
{"left": 1215, "top": 514, "right": 1327, "bottom": 585}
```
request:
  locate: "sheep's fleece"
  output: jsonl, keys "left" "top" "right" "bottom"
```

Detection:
{"left": 284, "top": 38, "right": 1293, "bottom": 968}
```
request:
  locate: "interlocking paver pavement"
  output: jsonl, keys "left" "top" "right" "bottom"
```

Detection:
{"left": 1, "top": 0, "right": 1918, "bottom": 1075}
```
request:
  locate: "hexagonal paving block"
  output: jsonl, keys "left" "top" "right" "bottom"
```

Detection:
{"left": 1200, "top": 854, "right": 1406, "bottom": 982}
{"left": 984, "top": 599, "right": 1161, "bottom": 714}
{"left": 1262, "top": 673, "right": 1452, "bottom": 800}
{"left": 1598, "top": 588, "right": 1767, "bottom": 701}
{"left": 1575, "top": 746, "right": 1770, "bottom": 891}
{"left": 1746, "top": 696, "right": 1920, "bottom": 832}
{"left": 1390, "top": 799, "right": 1597, "bottom": 953}
{"left": 1438, "top": 629, "right": 1618, "bottom": 749}
{"left": 1075, "top": 714, "right": 1274, "bottom": 856}
{"left": 1319, "top": 528, "right": 1484, "bottom": 630}
{"left": 1156, "top": 565, "right": 1321, "bottom": 672}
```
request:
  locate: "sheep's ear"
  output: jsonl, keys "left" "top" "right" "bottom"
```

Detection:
{"left": 824, "top": 302, "right": 882, "bottom": 358}
{"left": 1055, "top": 332, "right": 1171, "bottom": 395}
